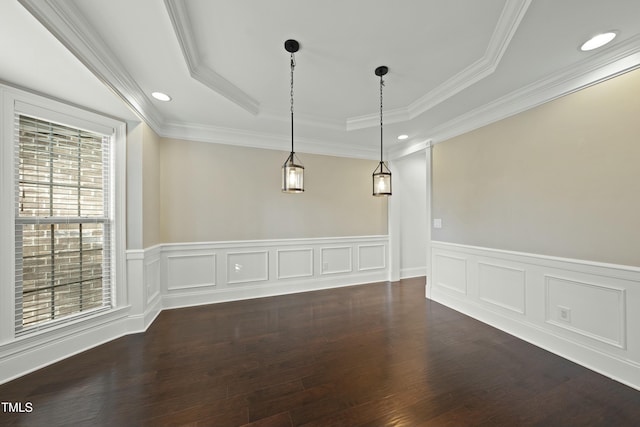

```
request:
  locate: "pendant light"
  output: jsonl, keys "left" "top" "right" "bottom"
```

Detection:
{"left": 372, "top": 66, "right": 391, "bottom": 196}
{"left": 282, "top": 39, "right": 304, "bottom": 193}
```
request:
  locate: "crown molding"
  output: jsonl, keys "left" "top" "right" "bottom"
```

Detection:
{"left": 19, "top": 0, "right": 640, "bottom": 163}
{"left": 346, "top": 0, "right": 532, "bottom": 131}
{"left": 18, "top": 0, "right": 165, "bottom": 131}
{"left": 407, "top": 0, "right": 531, "bottom": 118}
{"left": 164, "top": 0, "right": 260, "bottom": 115}
{"left": 259, "top": 109, "right": 345, "bottom": 131}
{"left": 428, "top": 34, "right": 640, "bottom": 145}
{"left": 388, "top": 139, "right": 431, "bottom": 161}
{"left": 346, "top": 107, "right": 411, "bottom": 131}
{"left": 158, "top": 121, "right": 379, "bottom": 160}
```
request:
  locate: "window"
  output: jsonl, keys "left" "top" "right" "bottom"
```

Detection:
{"left": 14, "top": 115, "right": 114, "bottom": 334}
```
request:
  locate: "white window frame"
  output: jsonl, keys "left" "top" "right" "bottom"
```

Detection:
{"left": 0, "top": 84, "right": 127, "bottom": 344}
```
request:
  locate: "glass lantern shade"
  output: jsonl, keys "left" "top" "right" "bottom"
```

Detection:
{"left": 282, "top": 152, "right": 304, "bottom": 193}
{"left": 372, "top": 161, "right": 392, "bottom": 196}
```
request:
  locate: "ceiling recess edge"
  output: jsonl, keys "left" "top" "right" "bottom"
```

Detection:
{"left": 345, "top": 0, "right": 533, "bottom": 131}
{"left": 164, "top": 0, "right": 260, "bottom": 115}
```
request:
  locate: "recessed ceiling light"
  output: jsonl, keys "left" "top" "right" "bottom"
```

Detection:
{"left": 151, "top": 91, "right": 172, "bottom": 101}
{"left": 397, "top": 134, "right": 409, "bottom": 140}
{"left": 580, "top": 32, "right": 617, "bottom": 51}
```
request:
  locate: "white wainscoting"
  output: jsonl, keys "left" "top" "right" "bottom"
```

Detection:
{"left": 160, "top": 236, "right": 388, "bottom": 309}
{"left": 277, "top": 248, "right": 313, "bottom": 279}
{"left": 167, "top": 253, "right": 217, "bottom": 290}
{"left": 429, "top": 241, "right": 640, "bottom": 391}
{"left": 358, "top": 244, "right": 386, "bottom": 271}
{"left": 320, "top": 246, "right": 353, "bottom": 275}
{"left": 227, "top": 251, "right": 269, "bottom": 284}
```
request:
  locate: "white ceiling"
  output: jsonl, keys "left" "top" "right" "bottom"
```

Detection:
{"left": 4, "top": 0, "right": 640, "bottom": 159}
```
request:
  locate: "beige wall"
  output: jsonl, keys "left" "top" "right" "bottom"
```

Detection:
{"left": 159, "top": 138, "right": 387, "bottom": 243}
{"left": 142, "top": 124, "right": 161, "bottom": 248}
{"left": 432, "top": 68, "right": 640, "bottom": 267}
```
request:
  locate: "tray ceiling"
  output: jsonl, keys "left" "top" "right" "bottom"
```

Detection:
{"left": 6, "top": 0, "right": 640, "bottom": 158}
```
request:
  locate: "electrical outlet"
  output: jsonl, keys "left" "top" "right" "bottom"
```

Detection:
{"left": 558, "top": 306, "right": 571, "bottom": 323}
{"left": 433, "top": 218, "right": 442, "bottom": 229}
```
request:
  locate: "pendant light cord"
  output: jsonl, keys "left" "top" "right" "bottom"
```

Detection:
{"left": 290, "top": 52, "right": 296, "bottom": 154}
{"left": 379, "top": 74, "right": 385, "bottom": 164}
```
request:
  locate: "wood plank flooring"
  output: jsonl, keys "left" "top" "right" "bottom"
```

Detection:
{"left": 1, "top": 277, "right": 639, "bottom": 426}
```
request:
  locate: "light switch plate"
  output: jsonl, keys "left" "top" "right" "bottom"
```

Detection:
{"left": 433, "top": 218, "right": 442, "bottom": 229}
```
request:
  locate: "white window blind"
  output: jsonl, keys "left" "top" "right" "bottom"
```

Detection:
{"left": 14, "top": 115, "right": 113, "bottom": 335}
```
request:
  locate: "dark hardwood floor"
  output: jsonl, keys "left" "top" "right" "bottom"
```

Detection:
{"left": 1, "top": 277, "right": 639, "bottom": 426}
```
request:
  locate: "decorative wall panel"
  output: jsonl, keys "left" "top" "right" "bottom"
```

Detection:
{"left": 478, "top": 262, "right": 526, "bottom": 314}
{"left": 277, "top": 248, "right": 314, "bottom": 279}
{"left": 321, "top": 246, "right": 353, "bottom": 275}
{"left": 434, "top": 254, "right": 467, "bottom": 295}
{"left": 358, "top": 244, "right": 386, "bottom": 271}
{"left": 545, "top": 275, "right": 626, "bottom": 348}
{"left": 167, "top": 253, "right": 216, "bottom": 290}
{"left": 227, "top": 251, "right": 269, "bottom": 284}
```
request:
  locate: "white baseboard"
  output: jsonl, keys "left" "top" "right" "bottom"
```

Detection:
{"left": 429, "top": 241, "right": 640, "bottom": 391}
{"left": 162, "top": 272, "right": 388, "bottom": 309}
{"left": 0, "top": 307, "right": 130, "bottom": 384}
{"left": 126, "top": 293, "right": 162, "bottom": 333}
{"left": 400, "top": 266, "right": 426, "bottom": 279}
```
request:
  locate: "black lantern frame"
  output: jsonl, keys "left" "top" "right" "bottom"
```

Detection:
{"left": 372, "top": 160, "right": 392, "bottom": 196}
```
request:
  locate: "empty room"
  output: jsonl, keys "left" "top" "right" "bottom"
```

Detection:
{"left": 1, "top": 0, "right": 639, "bottom": 426}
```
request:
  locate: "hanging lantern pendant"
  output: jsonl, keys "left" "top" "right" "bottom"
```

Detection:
{"left": 373, "top": 66, "right": 391, "bottom": 196}
{"left": 282, "top": 152, "right": 304, "bottom": 193}
{"left": 373, "top": 160, "right": 392, "bottom": 196}
{"left": 282, "top": 39, "right": 304, "bottom": 193}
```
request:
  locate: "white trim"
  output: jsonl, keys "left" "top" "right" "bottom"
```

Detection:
{"left": 429, "top": 42, "right": 640, "bottom": 145}
{"left": 167, "top": 253, "right": 217, "bottom": 289}
{"left": 158, "top": 120, "right": 380, "bottom": 160}
{"left": 18, "top": 0, "right": 166, "bottom": 132}
{"left": 226, "top": 251, "right": 270, "bottom": 284}
{"left": 357, "top": 244, "right": 387, "bottom": 272}
{"left": 164, "top": 0, "right": 260, "bottom": 115}
{"left": 0, "top": 82, "right": 129, "bottom": 384}
{"left": 162, "top": 271, "right": 387, "bottom": 310}
{"left": 388, "top": 139, "right": 431, "bottom": 161}
{"left": 431, "top": 241, "right": 640, "bottom": 277}
{"left": 20, "top": 0, "right": 640, "bottom": 161}
{"left": 346, "top": 0, "right": 532, "bottom": 130}
{"left": 276, "top": 248, "right": 314, "bottom": 280}
{"left": 0, "top": 307, "right": 129, "bottom": 384}
{"left": 320, "top": 246, "right": 353, "bottom": 275}
{"left": 400, "top": 266, "right": 427, "bottom": 279}
{"left": 544, "top": 275, "right": 626, "bottom": 350}
{"left": 477, "top": 262, "right": 526, "bottom": 315}
{"left": 161, "top": 235, "right": 388, "bottom": 251}
{"left": 425, "top": 145, "right": 433, "bottom": 298}
{"left": 157, "top": 236, "right": 387, "bottom": 306}
{"left": 429, "top": 241, "right": 640, "bottom": 391}
{"left": 433, "top": 253, "right": 468, "bottom": 295}
{"left": 0, "top": 88, "right": 15, "bottom": 345}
